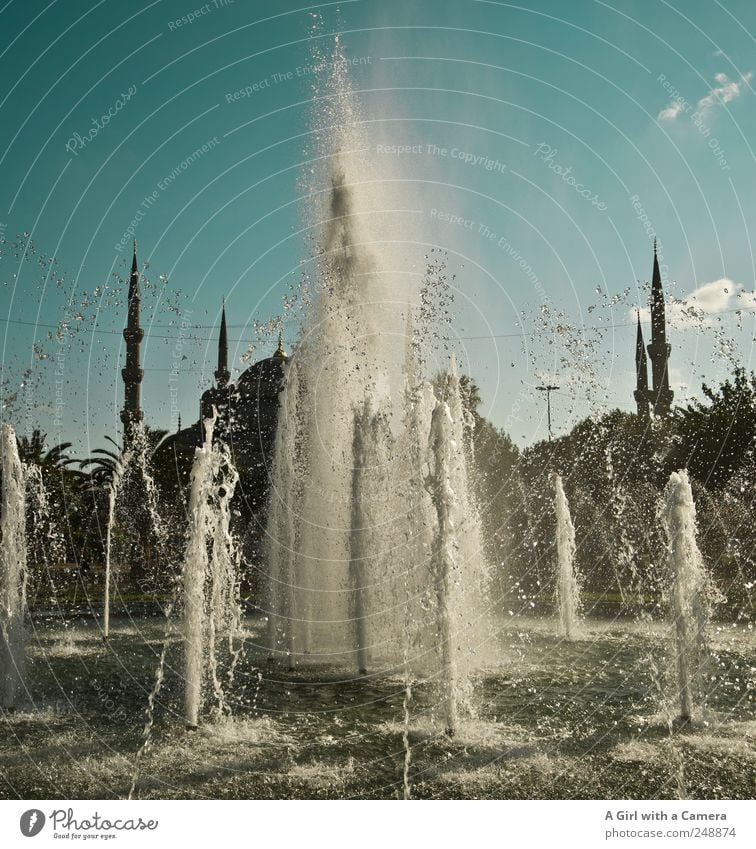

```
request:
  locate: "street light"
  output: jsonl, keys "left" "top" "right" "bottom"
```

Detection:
{"left": 536, "top": 384, "right": 560, "bottom": 442}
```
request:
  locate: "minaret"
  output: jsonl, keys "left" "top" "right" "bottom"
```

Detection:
{"left": 634, "top": 310, "right": 650, "bottom": 417}
{"left": 646, "top": 239, "right": 673, "bottom": 416}
{"left": 201, "top": 301, "right": 232, "bottom": 442}
{"left": 120, "top": 240, "right": 144, "bottom": 443}
{"left": 214, "top": 300, "right": 230, "bottom": 386}
{"left": 273, "top": 330, "right": 287, "bottom": 360}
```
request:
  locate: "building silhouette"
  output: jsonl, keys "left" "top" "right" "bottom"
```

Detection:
{"left": 121, "top": 242, "right": 145, "bottom": 443}
{"left": 119, "top": 246, "right": 287, "bottom": 527}
{"left": 634, "top": 241, "right": 673, "bottom": 417}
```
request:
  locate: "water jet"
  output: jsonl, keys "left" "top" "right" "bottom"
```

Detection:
{"left": 0, "top": 424, "right": 27, "bottom": 709}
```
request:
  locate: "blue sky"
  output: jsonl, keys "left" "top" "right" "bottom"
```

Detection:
{"left": 1, "top": 0, "right": 754, "bottom": 453}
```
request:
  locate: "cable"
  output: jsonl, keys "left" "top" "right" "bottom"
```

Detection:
{"left": 1, "top": 304, "right": 754, "bottom": 344}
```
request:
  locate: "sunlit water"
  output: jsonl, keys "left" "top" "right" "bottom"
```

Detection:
{"left": 2, "top": 43, "right": 754, "bottom": 804}
{"left": 1, "top": 612, "right": 752, "bottom": 800}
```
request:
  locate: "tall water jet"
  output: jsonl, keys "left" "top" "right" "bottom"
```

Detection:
{"left": 350, "top": 403, "right": 372, "bottom": 676}
{"left": 663, "top": 470, "right": 720, "bottom": 722}
{"left": 184, "top": 430, "right": 210, "bottom": 729}
{"left": 260, "top": 44, "right": 490, "bottom": 683}
{"left": 101, "top": 423, "right": 170, "bottom": 639}
{"left": 207, "top": 447, "right": 242, "bottom": 714}
{"left": 349, "top": 398, "right": 393, "bottom": 675}
{"left": 103, "top": 452, "right": 129, "bottom": 641}
{"left": 425, "top": 401, "right": 459, "bottom": 736}
{"left": 0, "top": 424, "right": 27, "bottom": 709}
{"left": 266, "top": 359, "right": 301, "bottom": 665}
{"left": 553, "top": 474, "right": 581, "bottom": 639}
{"left": 434, "top": 356, "right": 489, "bottom": 698}
{"left": 292, "top": 165, "right": 377, "bottom": 661}
{"left": 397, "top": 331, "right": 437, "bottom": 661}
{"left": 184, "top": 411, "right": 241, "bottom": 729}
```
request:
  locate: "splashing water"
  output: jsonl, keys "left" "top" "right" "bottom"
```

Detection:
{"left": 0, "top": 424, "right": 27, "bottom": 708}
{"left": 553, "top": 473, "right": 581, "bottom": 639}
{"left": 103, "top": 423, "right": 172, "bottom": 639}
{"left": 425, "top": 400, "right": 461, "bottom": 736}
{"left": 349, "top": 401, "right": 374, "bottom": 676}
{"left": 262, "top": 46, "right": 490, "bottom": 703}
{"left": 662, "top": 470, "right": 721, "bottom": 722}
{"left": 184, "top": 411, "right": 242, "bottom": 728}
{"left": 349, "top": 397, "right": 393, "bottom": 676}
{"left": 103, "top": 448, "right": 130, "bottom": 641}
{"left": 265, "top": 359, "right": 302, "bottom": 666}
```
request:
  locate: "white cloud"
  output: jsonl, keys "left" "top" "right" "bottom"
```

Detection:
{"left": 657, "top": 71, "right": 752, "bottom": 123}
{"left": 697, "top": 71, "right": 752, "bottom": 113}
{"left": 635, "top": 278, "right": 747, "bottom": 327}
{"left": 658, "top": 100, "right": 686, "bottom": 121}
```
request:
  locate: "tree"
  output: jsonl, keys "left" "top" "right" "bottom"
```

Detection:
{"left": 16, "top": 429, "right": 76, "bottom": 472}
{"left": 76, "top": 427, "right": 171, "bottom": 588}
{"left": 671, "top": 367, "right": 756, "bottom": 490}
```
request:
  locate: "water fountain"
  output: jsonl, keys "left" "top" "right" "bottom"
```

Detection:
{"left": 258, "top": 46, "right": 491, "bottom": 697}
{"left": 349, "top": 401, "right": 375, "bottom": 676}
{"left": 1, "top": 38, "right": 752, "bottom": 805}
{"left": 103, "top": 448, "right": 130, "bottom": 641}
{"left": 662, "top": 470, "right": 721, "bottom": 722}
{"left": 265, "top": 358, "right": 301, "bottom": 666}
{"left": 553, "top": 473, "right": 581, "bottom": 639}
{"left": 101, "top": 423, "right": 172, "bottom": 639}
{"left": 425, "top": 400, "right": 461, "bottom": 736}
{"left": 184, "top": 411, "right": 242, "bottom": 729}
{"left": 0, "top": 424, "right": 27, "bottom": 709}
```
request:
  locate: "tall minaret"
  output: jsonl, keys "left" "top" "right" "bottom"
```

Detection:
{"left": 214, "top": 299, "right": 230, "bottom": 387}
{"left": 633, "top": 310, "right": 650, "bottom": 418}
{"left": 200, "top": 300, "right": 231, "bottom": 441}
{"left": 646, "top": 239, "right": 673, "bottom": 416}
{"left": 121, "top": 240, "right": 145, "bottom": 443}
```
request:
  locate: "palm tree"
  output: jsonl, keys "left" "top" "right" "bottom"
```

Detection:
{"left": 77, "top": 426, "right": 171, "bottom": 586}
{"left": 78, "top": 428, "right": 169, "bottom": 487}
{"left": 78, "top": 437, "right": 122, "bottom": 488}
{"left": 16, "top": 428, "right": 78, "bottom": 472}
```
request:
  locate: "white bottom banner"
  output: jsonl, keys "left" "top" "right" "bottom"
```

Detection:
{"left": 1, "top": 800, "right": 754, "bottom": 848}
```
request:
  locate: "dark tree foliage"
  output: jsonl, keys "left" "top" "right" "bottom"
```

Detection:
{"left": 471, "top": 369, "right": 755, "bottom": 618}
{"left": 669, "top": 367, "right": 756, "bottom": 490}
{"left": 9, "top": 367, "right": 754, "bottom": 619}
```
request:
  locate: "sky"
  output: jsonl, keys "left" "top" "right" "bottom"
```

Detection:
{"left": 1, "top": 0, "right": 755, "bottom": 456}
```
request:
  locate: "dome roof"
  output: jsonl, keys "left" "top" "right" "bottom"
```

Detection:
{"left": 235, "top": 354, "right": 285, "bottom": 388}
{"left": 235, "top": 336, "right": 288, "bottom": 394}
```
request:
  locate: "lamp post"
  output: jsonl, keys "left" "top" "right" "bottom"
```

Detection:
{"left": 536, "top": 384, "right": 560, "bottom": 442}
